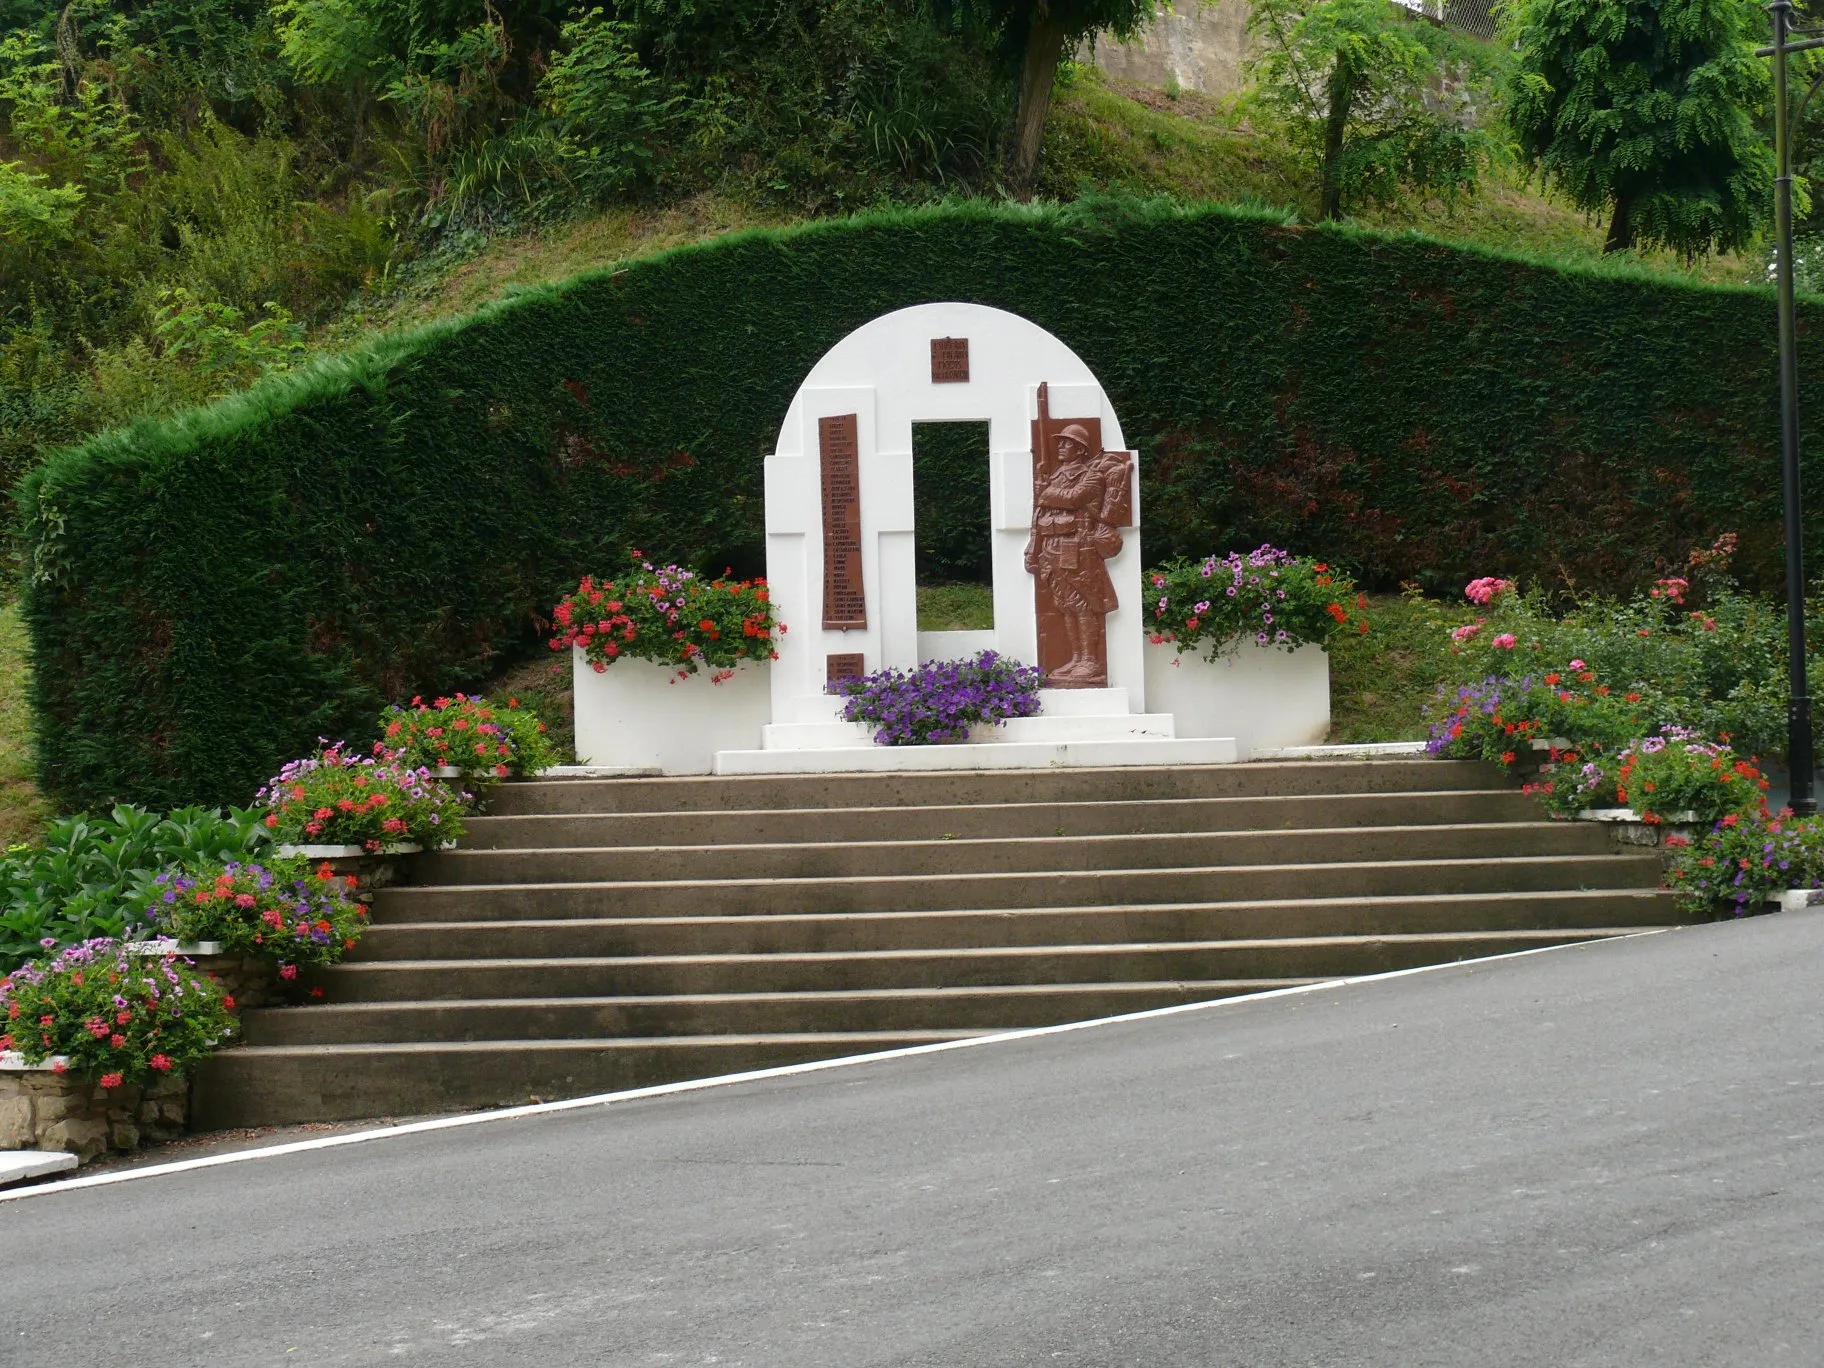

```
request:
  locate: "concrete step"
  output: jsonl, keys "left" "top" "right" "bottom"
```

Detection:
{"left": 410, "top": 823, "right": 1611, "bottom": 885}
{"left": 311, "top": 928, "right": 1645, "bottom": 1001}
{"left": 241, "top": 981, "right": 1316, "bottom": 1045}
{"left": 369, "top": 853, "right": 1665, "bottom": 922}
{"left": 489, "top": 760, "right": 1504, "bottom": 815}
{"left": 349, "top": 890, "right": 1676, "bottom": 961}
{"left": 462, "top": 789, "right": 1542, "bottom": 849}
{"left": 190, "top": 1033, "right": 984, "bottom": 1128}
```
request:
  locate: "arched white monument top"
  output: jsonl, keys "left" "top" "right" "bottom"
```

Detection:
{"left": 762, "top": 301, "right": 1141, "bottom": 727}
{"left": 774, "top": 302, "right": 1127, "bottom": 453}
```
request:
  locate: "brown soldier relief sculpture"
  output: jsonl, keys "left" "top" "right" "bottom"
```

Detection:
{"left": 1025, "top": 382, "right": 1135, "bottom": 688}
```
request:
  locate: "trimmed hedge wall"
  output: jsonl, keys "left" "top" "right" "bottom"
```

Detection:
{"left": 20, "top": 198, "right": 1822, "bottom": 809}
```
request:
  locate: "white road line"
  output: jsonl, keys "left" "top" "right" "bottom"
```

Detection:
{"left": 0, "top": 930, "right": 1667, "bottom": 1204}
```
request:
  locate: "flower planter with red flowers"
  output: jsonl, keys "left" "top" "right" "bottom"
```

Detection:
{"left": 554, "top": 560, "right": 781, "bottom": 775}
{"left": 257, "top": 742, "right": 466, "bottom": 887}
{"left": 0, "top": 938, "right": 234, "bottom": 1163}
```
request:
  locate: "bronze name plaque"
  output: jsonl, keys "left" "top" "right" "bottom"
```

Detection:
{"left": 930, "top": 337, "right": 970, "bottom": 384}
{"left": 826, "top": 652, "right": 866, "bottom": 685}
{"left": 819, "top": 413, "right": 867, "bottom": 630}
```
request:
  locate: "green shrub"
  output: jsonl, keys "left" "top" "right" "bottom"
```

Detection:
{"left": 23, "top": 199, "right": 1824, "bottom": 809}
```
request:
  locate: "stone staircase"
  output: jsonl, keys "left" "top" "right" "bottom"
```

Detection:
{"left": 191, "top": 760, "right": 1684, "bottom": 1127}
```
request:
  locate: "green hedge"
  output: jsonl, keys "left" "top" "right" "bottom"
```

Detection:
{"left": 20, "top": 197, "right": 1821, "bottom": 809}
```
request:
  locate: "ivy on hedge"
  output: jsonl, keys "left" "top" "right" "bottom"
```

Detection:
{"left": 18, "top": 197, "right": 1819, "bottom": 810}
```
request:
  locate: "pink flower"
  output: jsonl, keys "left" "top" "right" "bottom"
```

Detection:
{"left": 279, "top": 965, "right": 299, "bottom": 980}
{"left": 149, "top": 1054, "right": 172, "bottom": 1072}
{"left": 1569, "top": 658, "right": 1586, "bottom": 670}
{"left": 1464, "top": 577, "right": 1514, "bottom": 606}
{"left": 1450, "top": 623, "right": 1482, "bottom": 642}
{"left": 99, "top": 1071, "right": 123, "bottom": 1089}
{"left": 1492, "top": 633, "right": 1517, "bottom": 650}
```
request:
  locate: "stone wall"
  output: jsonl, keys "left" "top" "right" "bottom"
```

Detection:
{"left": 1090, "top": 0, "right": 1253, "bottom": 99}
{"left": 0, "top": 1067, "right": 189, "bottom": 1163}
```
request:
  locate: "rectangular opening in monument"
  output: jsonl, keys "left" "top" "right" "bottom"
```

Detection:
{"left": 911, "top": 420, "right": 993, "bottom": 631}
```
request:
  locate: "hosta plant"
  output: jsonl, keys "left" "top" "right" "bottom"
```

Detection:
{"left": 379, "top": 694, "right": 558, "bottom": 782}
{"left": 0, "top": 806, "right": 270, "bottom": 976}
{"left": 0, "top": 938, "right": 235, "bottom": 1085}
{"left": 833, "top": 651, "right": 1043, "bottom": 745}
{"left": 551, "top": 556, "right": 781, "bottom": 677}
{"left": 135, "top": 858, "right": 368, "bottom": 970}
{"left": 257, "top": 743, "right": 467, "bottom": 852}
{"left": 1145, "top": 546, "right": 1368, "bottom": 657}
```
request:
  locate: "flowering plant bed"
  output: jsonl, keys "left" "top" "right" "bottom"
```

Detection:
{"left": 1666, "top": 810, "right": 1824, "bottom": 917}
{"left": 379, "top": 694, "right": 557, "bottom": 783}
{"left": 1144, "top": 546, "right": 1367, "bottom": 657}
{"left": 551, "top": 556, "right": 781, "bottom": 678}
{"left": 0, "top": 937, "right": 234, "bottom": 1086}
{"left": 832, "top": 652, "right": 1042, "bottom": 745}
{"left": 135, "top": 858, "right": 367, "bottom": 972}
{"left": 257, "top": 743, "right": 467, "bottom": 852}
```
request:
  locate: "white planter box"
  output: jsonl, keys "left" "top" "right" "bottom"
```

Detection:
{"left": 1143, "top": 640, "right": 1329, "bottom": 761}
{"left": 573, "top": 650, "right": 771, "bottom": 775}
{"left": 277, "top": 843, "right": 424, "bottom": 858}
{"left": 1768, "top": 889, "right": 1824, "bottom": 912}
{"left": 123, "top": 940, "right": 223, "bottom": 956}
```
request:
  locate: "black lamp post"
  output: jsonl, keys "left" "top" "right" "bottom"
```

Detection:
{"left": 1761, "top": 0, "right": 1820, "bottom": 814}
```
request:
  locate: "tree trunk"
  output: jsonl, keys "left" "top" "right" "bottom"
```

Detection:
{"left": 1604, "top": 195, "right": 1633, "bottom": 253}
{"left": 1005, "top": 8, "right": 1071, "bottom": 198}
{"left": 1318, "top": 56, "right": 1356, "bottom": 221}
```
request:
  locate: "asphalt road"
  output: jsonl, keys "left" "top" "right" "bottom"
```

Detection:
{"left": 6, "top": 913, "right": 1824, "bottom": 1367}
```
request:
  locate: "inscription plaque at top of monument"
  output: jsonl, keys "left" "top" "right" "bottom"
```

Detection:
{"left": 819, "top": 413, "right": 867, "bottom": 630}
{"left": 930, "top": 337, "right": 970, "bottom": 384}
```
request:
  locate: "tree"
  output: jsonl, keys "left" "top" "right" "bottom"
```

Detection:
{"left": 1503, "top": 0, "right": 1772, "bottom": 255}
{"left": 1246, "top": 0, "right": 1499, "bottom": 221}
{"left": 944, "top": 0, "right": 1165, "bottom": 193}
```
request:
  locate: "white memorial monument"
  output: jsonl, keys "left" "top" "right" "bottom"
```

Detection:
{"left": 573, "top": 301, "right": 1330, "bottom": 775}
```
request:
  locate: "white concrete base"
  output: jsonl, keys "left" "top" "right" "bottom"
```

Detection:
{"left": 1770, "top": 889, "right": 1824, "bottom": 911}
{"left": 764, "top": 685, "right": 1178, "bottom": 751}
{"left": 278, "top": 843, "right": 423, "bottom": 859}
{"left": 0, "top": 1152, "right": 77, "bottom": 1186}
{"left": 537, "top": 764, "right": 662, "bottom": 778}
{"left": 1256, "top": 741, "right": 1427, "bottom": 760}
{"left": 123, "top": 940, "right": 222, "bottom": 956}
{"left": 1144, "top": 640, "right": 1329, "bottom": 761}
{"left": 1575, "top": 808, "right": 1701, "bottom": 823}
{"left": 0, "top": 1054, "right": 65, "bottom": 1072}
{"left": 714, "top": 735, "right": 1237, "bottom": 775}
{"left": 573, "top": 650, "right": 771, "bottom": 775}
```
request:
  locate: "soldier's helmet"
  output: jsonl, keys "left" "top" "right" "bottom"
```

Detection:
{"left": 1056, "top": 423, "right": 1093, "bottom": 456}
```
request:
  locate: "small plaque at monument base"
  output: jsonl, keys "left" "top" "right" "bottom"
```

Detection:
{"left": 826, "top": 653, "right": 866, "bottom": 686}
{"left": 930, "top": 337, "right": 970, "bottom": 384}
{"left": 819, "top": 413, "right": 867, "bottom": 630}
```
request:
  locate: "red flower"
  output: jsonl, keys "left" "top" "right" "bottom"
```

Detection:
{"left": 99, "top": 1072, "right": 123, "bottom": 1089}
{"left": 149, "top": 1054, "right": 172, "bottom": 1073}
{"left": 109, "top": 1033, "right": 126, "bottom": 1048}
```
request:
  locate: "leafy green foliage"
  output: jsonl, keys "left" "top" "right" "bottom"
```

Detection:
{"left": 1246, "top": 0, "right": 1501, "bottom": 218}
{"left": 0, "top": 806, "right": 270, "bottom": 974}
{"left": 19, "top": 199, "right": 1824, "bottom": 810}
{"left": 1667, "top": 808, "right": 1824, "bottom": 914}
{"left": 1503, "top": 0, "right": 1773, "bottom": 255}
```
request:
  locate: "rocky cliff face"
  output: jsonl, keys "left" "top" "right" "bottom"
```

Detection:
{"left": 1090, "top": 1, "right": 1253, "bottom": 100}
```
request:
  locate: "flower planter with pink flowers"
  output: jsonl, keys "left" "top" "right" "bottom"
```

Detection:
{"left": 554, "top": 560, "right": 781, "bottom": 775}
